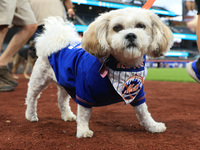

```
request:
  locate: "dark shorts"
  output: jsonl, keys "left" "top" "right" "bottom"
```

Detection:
{"left": 196, "top": 0, "right": 200, "bottom": 14}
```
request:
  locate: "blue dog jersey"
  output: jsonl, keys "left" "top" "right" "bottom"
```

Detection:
{"left": 48, "top": 42, "right": 146, "bottom": 108}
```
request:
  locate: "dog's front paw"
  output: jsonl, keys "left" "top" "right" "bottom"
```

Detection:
{"left": 76, "top": 129, "right": 94, "bottom": 138}
{"left": 61, "top": 113, "right": 76, "bottom": 121}
{"left": 145, "top": 122, "right": 166, "bottom": 133}
{"left": 24, "top": 74, "right": 30, "bottom": 79}
{"left": 26, "top": 115, "right": 39, "bottom": 122}
{"left": 25, "top": 110, "right": 39, "bottom": 122}
{"left": 12, "top": 74, "right": 19, "bottom": 79}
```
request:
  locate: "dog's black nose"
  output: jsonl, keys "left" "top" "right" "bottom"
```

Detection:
{"left": 125, "top": 33, "right": 137, "bottom": 42}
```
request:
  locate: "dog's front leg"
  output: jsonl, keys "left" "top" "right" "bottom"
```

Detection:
{"left": 57, "top": 86, "right": 76, "bottom": 121}
{"left": 76, "top": 104, "right": 93, "bottom": 138}
{"left": 134, "top": 103, "right": 166, "bottom": 133}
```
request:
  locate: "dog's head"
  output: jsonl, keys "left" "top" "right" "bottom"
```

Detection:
{"left": 81, "top": 8, "right": 173, "bottom": 66}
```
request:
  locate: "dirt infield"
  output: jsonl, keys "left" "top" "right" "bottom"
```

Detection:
{"left": 0, "top": 74, "right": 200, "bottom": 150}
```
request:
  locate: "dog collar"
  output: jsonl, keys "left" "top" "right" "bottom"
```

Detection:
{"left": 105, "top": 55, "right": 146, "bottom": 72}
{"left": 98, "top": 55, "right": 146, "bottom": 78}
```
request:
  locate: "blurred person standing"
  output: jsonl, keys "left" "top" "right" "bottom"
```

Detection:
{"left": 0, "top": 0, "right": 37, "bottom": 92}
{"left": 29, "top": 0, "right": 75, "bottom": 38}
{"left": 186, "top": 0, "right": 200, "bottom": 83}
{"left": 185, "top": 0, "right": 197, "bottom": 16}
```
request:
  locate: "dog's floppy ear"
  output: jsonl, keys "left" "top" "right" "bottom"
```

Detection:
{"left": 81, "top": 13, "right": 111, "bottom": 58}
{"left": 147, "top": 12, "right": 173, "bottom": 57}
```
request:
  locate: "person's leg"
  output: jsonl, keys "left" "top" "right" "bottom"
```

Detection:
{"left": 0, "top": 25, "right": 14, "bottom": 92}
{"left": 186, "top": 59, "right": 200, "bottom": 83}
{"left": 0, "top": 0, "right": 37, "bottom": 91}
{"left": 191, "top": 1, "right": 196, "bottom": 10}
{"left": 0, "top": 23, "right": 37, "bottom": 87}
{"left": 186, "top": 14, "right": 200, "bottom": 83}
{"left": 0, "top": 24, "right": 37, "bottom": 86}
{"left": 196, "top": 14, "right": 200, "bottom": 52}
{"left": 186, "top": 1, "right": 192, "bottom": 11}
{"left": 186, "top": 1, "right": 196, "bottom": 16}
{"left": 0, "top": 25, "right": 9, "bottom": 53}
{"left": 0, "top": 24, "right": 37, "bottom": 66}
{"left": 193, "top": 13, "right": 200, "bottom": 75}
{"left": 0, "top": 0, "right": 18, "bottom": 91}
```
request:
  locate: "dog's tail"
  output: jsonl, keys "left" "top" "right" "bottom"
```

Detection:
{"left": 35, "top": 17, "right": 80, "bottom": 57}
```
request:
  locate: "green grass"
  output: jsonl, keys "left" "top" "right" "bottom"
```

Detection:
{"left": 146, "top": 68, "right": 196, "bottom": 82}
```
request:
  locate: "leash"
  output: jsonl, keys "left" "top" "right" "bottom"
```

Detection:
{"left": 142, "top": 0, "right": 156, "bottom": 10}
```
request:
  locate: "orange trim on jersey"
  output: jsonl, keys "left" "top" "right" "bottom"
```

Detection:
{"left": 134, "top": 94, "right": 146, "bottom": 102}
{"left": 76, "top": 95, "right": 94, "bottom": 106}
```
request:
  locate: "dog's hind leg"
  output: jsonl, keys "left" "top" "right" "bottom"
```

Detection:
{"left": 12, "top": 55, "right": 22, "bottom": 79}
{"left": 76, "top": 104, "right": 93, "bottom": 138}
{"left": 23, "top": 62, "right": 30, "bottom": 79}
{"left": 25, "top": 58, "right": 53, "bottom": 122}
{"left": 57, "top": 86, "right": 76, "bottom": 121}
{"left": 134, "top": 103, "right": 166, "bottom": 133}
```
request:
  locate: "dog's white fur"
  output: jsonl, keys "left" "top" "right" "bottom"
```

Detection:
{"left": 25, "top": 8, "right": 173, "bottom": 138}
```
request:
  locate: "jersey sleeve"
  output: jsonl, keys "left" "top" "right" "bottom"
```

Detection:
{"left": 130, "top": 85, "right": 146, "bottom": 106}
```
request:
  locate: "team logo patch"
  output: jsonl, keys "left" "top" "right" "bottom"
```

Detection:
{"left": 121, "top": 75, "right": 143, "bottom": 104}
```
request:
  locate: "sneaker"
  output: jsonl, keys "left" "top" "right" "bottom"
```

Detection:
{"left": 0, "top": 80, "right": 14, "bottom": 92}
{"left": 192, "top": 9, "right": 197, "bottom": 15}
{"left": 186, "top": 60, "right": 200, "bottom": 83}
{"left": 186, "top": 10, "right": 196, "bottom": 16}
{"left": 0, "top": 65, "right": 18, "bottom": 87}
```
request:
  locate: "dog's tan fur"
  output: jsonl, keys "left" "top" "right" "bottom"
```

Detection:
{"left": 82, "top": 8, "right": 173, "bottom": 63}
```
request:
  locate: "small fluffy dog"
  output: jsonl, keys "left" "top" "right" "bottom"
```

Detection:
{"left": 12, "top": 41, "right": 37, "bottom": 79}
{"left": 25, "top": 8, "right": 173, "bottom": 138}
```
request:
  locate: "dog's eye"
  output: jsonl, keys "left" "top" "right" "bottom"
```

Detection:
{"left": 113, "top": 25, "right": 123, "bottom": 32}
{"left": 135, "top": 23, "right": 146, "bottom": 29}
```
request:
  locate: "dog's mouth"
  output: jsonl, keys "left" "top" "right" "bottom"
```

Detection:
{"left": 127, "top": 43, "right": 137, "bottom": 48}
